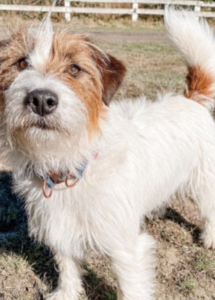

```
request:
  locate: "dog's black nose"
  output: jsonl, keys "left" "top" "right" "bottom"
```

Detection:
{"left": 25, "top": 89, "right": 58, "bottom": 116}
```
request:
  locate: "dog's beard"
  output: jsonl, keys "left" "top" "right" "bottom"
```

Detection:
{"left": 3, "top": 104, "right": 88, "bottom": 163}
{"left": 30, "top": 118, "right": 57, "bottom": 130}
{"left": 11, "top": 114, "right": 68, "bottom": 134}
{"left": 7, "top": 117, "right": 86, "bottom": 157}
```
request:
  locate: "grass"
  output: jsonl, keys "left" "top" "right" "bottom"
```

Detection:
{"left": 195, "top": 253, "right": 215, "bottom": 277}
{"left": 179, "top": 278, "right": 197, "bottom": 293}
{"left": 0, "top": 20, "right": 215, "bottom": 300}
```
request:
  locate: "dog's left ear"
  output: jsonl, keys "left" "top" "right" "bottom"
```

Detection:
{"left": 91, "top": 47, "right": 126, "bottom": 105}
{"left": 100, "top": 54, "right": 126, "bottom": 105}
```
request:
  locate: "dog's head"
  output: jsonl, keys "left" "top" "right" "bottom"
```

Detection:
{"left": 0, "top": 18, "right": 125, "bottom": 162}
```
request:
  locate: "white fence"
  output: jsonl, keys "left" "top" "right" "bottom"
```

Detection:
{"left": 0, "top": 0, "right": 215, "bottom": 22}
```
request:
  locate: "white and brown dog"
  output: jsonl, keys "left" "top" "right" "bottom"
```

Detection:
{"left": 0, "top": 8, "right": 215, "bottom": 300}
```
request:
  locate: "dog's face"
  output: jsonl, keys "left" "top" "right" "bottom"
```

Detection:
{"left": 0, "top": 19, "right": 125, "bottom": 159}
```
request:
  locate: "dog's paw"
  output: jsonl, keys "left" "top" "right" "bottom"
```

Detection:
{"left": 47, "top": 290, "right": 78, "bottom": 300}
{"left": 46, "top": 291, "right": 65, "bottom": 300}
{"left": 147, "top": 206, "right": 166, "bottom": 220}
{"left": 202, "top": 230, "right": 215, "bottom": 249}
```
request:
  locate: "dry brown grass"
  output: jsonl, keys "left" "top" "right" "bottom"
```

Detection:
{"left": 0, "top": 19, "right": 215, "bottom": 300}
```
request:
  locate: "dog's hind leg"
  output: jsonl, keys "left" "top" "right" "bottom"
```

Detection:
{"left": 190, "top": 157, "right": 215, "bottom": 249}
{"left": 47, "top": 253, "right": 83, "bottom": 300}
{"left": 196, "top": 182, "right": 215, "bottom": 249}
{"left": 110, "top": 232, "right": 156, "bottom": 300}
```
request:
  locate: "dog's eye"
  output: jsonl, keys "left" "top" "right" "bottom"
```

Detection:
{"left": 70, "top": 64, "right": 81, "bottom": 77}
{"left": 18, "top": 58, "right": 29, "bottom": 71}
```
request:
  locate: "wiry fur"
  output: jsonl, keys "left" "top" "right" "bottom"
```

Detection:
{"left": 165, "top": 8, "right": 215, "bottom": 110}
{"left": 0, "top": 8, "right": 215, "bottom": 300}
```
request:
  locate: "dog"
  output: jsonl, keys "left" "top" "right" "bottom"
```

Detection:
{"left": 0, "top": 8, "right": 215, "bottom": 300}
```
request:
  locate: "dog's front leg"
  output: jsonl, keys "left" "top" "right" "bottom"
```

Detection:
{"left": 47, "top": 253, "right": 83, "bottom": 300}
{"left": 110, "top": 233, "right": 156, "bottom": 300}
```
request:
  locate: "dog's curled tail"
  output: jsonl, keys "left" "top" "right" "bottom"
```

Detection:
{"left": 165, "top": 8, "right": 215, "bottom": 111}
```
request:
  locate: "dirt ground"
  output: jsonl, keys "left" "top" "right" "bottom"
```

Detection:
{"left": 0, "top": 25, "right": 167, "bottom": 42}
{"left": 83, "top": 30, "right": 167, "bottom": 43}
{"left": 0, "top": 20, "right": 215, "bottom": 300}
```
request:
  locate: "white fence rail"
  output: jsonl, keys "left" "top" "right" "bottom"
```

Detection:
{"left": 0, "top": 1, "right": 215, "bottom": 22}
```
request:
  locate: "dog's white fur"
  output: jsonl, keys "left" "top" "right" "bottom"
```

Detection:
{"left": 1, "top": 8, "right": 215, "bottom": 300}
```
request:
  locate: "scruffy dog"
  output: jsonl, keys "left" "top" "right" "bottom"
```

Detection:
{"left": 0, "top": 8, "right": 215, "bottom": 300}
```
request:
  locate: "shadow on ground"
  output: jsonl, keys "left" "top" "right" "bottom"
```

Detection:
{"left": 0, "top": 171, "right": 116, "bottom": 300}
{"left": 165, "top": 207, "right": 202, "bottom": 245}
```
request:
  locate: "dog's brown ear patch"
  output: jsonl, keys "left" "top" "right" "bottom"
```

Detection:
{"left": 91, "top": 47, "right": 126, "bottom": 105}
{"left": 100, "top": 54, "right": 126, "bottom": 105}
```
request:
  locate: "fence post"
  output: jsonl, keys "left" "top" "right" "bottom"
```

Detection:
{"left": 64, "top": 0, "right": 71, "bottom": 22}
{"left": 132, "top": 0, "right": 138, "bottom": 22}
{"left": 194, "top": 4, "right": 201, "bottom": 13}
